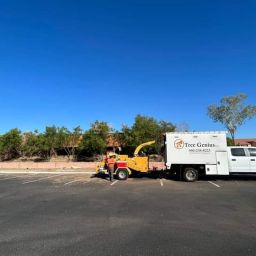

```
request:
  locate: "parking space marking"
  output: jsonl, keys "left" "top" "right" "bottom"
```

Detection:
{"left": 208, "top": 181, "right": 220, "bottom": 188}
{"left": 110, "top": 180, "right": 118, "bottom": 186}
{"left": 0, "top": 176, "right": 20, "bottom": 181}
{"left": 93, "top": 179, "right": 107, "bottom": 184}
{"left": 235, "top": 180, "right": 240, "bottom": 186}
{"left": 82, "top": 180, "right": 91, "bottom": 184}
{"left": 22, "top": 174, "right": 63, "bottom": 184}
{"left": 160, "top": 179, "right": 164, "bottom": 187}
{"left": 64, "top": 179, "right": 83, "bottom": 185}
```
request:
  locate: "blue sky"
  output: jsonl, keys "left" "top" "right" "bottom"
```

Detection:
{"left": 0, "top": 0, "right": 255, "bottom": 137}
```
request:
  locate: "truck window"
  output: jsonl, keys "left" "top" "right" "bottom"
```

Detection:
{"left": 248, "top": 148, "right": 256, "bottom": 157}
{"left": 231, "top": 148, "right": 246, "bottom": 156}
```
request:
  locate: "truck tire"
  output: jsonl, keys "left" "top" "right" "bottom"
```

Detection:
{"left": 183, "top": 168, "right": 198, "bottom": 182}
{"left": 116, "top": 168, "right": 129, "bottom": 180}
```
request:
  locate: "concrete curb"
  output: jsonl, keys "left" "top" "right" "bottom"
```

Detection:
{"left": 0, "top": 170, "right": 96, "bottom": 174}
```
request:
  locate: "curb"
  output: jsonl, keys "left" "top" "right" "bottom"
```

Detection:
{"left": 0, "top": 170, "right": 96, "bottom": 174}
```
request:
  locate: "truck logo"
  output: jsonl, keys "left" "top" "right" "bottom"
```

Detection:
{"left": 174, "top": 139, "right": 184, "bottom": 149}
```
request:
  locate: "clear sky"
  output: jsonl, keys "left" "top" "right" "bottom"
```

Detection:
{"left": 0, "top": 0, "right": 255, "bottom": 137}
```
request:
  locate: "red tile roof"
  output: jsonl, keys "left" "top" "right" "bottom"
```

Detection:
{"left": 234, "top": 138, "right": 256, "bottom": 146}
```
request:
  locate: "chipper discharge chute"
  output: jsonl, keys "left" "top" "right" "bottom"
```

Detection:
{"left": 97, "top": 141, "right": 155, "bottom": 180}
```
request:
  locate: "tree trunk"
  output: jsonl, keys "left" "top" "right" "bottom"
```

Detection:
{"left": 230, "top": 131, "right": 235, "bottom": 145}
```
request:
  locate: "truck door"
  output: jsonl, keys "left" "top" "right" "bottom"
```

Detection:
{"left": 216, "top": 151, "right": 229, "bottom": 175}
{"left": 248, "top": 148, "right": 256, "bottom": 172}
{"left": 229, "top": 148, "right": 250, "bottom": 173}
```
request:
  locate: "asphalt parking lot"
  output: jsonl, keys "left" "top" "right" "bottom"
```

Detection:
{"left": 0, "top": 173, "right": 255, "bottom": 256}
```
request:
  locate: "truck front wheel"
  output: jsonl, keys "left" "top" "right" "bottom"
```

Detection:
{"left": 183, "top": 168, "right": 198, "bottom": 182}
{"left": 116, "top": 168, "right": 129, "bottom": 180}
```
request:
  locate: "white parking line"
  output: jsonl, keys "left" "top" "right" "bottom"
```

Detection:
{"left": 0, "top": 176, "right": 20, "bottom": 181}
{"left": 160, "top": 179, "right": 164, "bottom": 187}
{"left": 22, "top": 174, "right": 63, "bottom": 184}
{"left": 64, "top": 179, "right": 82, "bottom": 185}
{"left": 235, "top": 180, "right": 240, "bottom": 186}
{"left": 208, "top": 181, "right": 220, "bottom": 188}
{"left": 110, "top": 180, "right": 118, "bottom": 186}
{"left": 82, "top": 180, "right": 91, "bottom": 184}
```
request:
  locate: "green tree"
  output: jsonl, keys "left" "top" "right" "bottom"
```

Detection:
{"left": 208, "top": 94, "right": 256, "bottom": 144}
{"left": 226, "top": 137, "right": 235, "bottom": 146}
{"left": 21, "top": 131, "right": 42, "bottom": 158}
{"left": 67, "top": 126, "right": 83, "bottom": 160}
{"left": 57, "top": 126, "right": 83, "bottom": 160}
{"left": 157, "top": 120, "right": 176, "bottom": 153}
{"left": 130, "top": 115, "right": 159, "bottom": 147}
{"left": 91, "top": 121, "right": 111, "bottom": 138}
{"left": 78, "top": 121, "right": 111, "bottom": 158}
{"left": 120, "top": 115, "right": 175, "bottom": 154}
{"left": 42, "top": 126, "right": 59, "bottom": 159}
{"left": 29, "top": 126, "right": 63, "bottom": 160}
{"left": 36, "top": 126, "right": 82, "bottom": 160}
{"left": 0, "top": 129, "right": 22, "bottom": 161}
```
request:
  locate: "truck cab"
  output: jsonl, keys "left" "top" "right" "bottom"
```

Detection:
{"left": 228, "top": 147, "right": 256, "bottom": 173}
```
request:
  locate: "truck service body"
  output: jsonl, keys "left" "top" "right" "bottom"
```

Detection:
{"left": 165, "top": 132, "right": 256, "bottom": 181}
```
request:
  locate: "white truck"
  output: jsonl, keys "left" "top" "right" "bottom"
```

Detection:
{"left": 165, "top": 131, "right": 256, "bottom": 182}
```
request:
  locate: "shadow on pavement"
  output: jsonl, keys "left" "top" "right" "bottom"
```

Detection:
{"left": 200, "top": 174, "right": 256, "bottom": 181}
{"left": 92, "top": 171, "right": 256, "bottom": 182}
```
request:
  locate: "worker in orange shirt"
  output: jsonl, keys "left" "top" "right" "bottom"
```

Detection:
{"left": 106, "top": 152, "right": 117, "bottom": 182}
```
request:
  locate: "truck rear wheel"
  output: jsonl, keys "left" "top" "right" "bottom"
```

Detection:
{"left": 183, "top": 168, "right": 198, "bottom": 182}
{"left": 116, "top": 168, "right": 129, "bottom": 180}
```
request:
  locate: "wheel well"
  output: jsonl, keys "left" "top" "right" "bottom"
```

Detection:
{"left": 115, "top": 168, "right": 130, "bottom": 175}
